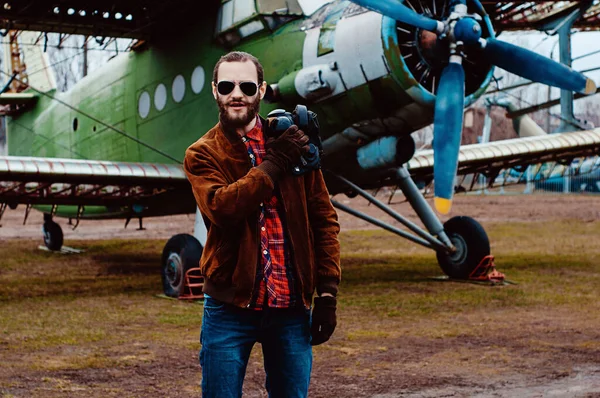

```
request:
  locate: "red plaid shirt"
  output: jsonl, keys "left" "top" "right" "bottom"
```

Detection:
{"left": 242, "top": 118, "right": 298, "bottom": 309}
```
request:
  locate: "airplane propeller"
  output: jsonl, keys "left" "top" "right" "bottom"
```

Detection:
{"left": 351, "top": 0, "right": 597, "bottom": 214}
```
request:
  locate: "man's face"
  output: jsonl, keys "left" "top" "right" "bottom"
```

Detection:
{"left": 212, "top": 60, "right": 266, "bottom": 128}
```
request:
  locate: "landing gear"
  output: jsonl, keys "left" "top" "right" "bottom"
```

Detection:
{"left": 436, "top": 216, "right": 490, "bottom": 279}
{"left": 328, "top": 168, "right": 493, "bottom": 280}
{"left": 42, "top": 216, "right": 64, "bottom": 251}
{"left": 161, "top": 234, "right": 203, "bottom": 298}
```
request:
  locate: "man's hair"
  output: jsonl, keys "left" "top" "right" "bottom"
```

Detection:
{"left": 213, "top": 51, "right": 264, "bottom": 84}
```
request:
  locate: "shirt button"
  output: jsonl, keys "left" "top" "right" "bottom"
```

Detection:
{"left": 263, "top": 250, "right": 268, "bottom": 255}
{"left": 261, "top": 227, "right": 266, "bottom": 232}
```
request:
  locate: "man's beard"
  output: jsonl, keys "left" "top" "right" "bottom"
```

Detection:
{"left": 217, "top": 95, "right": 261, "bottom": 130}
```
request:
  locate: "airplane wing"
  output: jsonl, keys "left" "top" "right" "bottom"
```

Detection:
{"left": 0, "top": 156, "right": 195, "bottom": 216}
{"left": 0, "top": 0, "right": 219, "bottom": 40}
{"left": 406, "top": 128, "right": 600, "bottom": 191}
{"left": 483, "top": 2, "right": 600, "bottom": 32}
{"left": 2, "top": 1, "right": 598, "bottom": 40}
{"left": 3, "top": 129, "right": 599, "bottom": 217}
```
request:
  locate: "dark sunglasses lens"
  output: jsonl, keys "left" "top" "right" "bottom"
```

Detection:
{"left": 240, "top": 82, "right": 258, "bottom": 96}
{"left": 217, "top": 81, "right": 235, "bottom": 95}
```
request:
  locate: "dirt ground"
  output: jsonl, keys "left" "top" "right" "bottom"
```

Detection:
{"left": 1, "top": 193, "right": 600, "bottom": 397}
{"left": 1, "top": 193, "right": 599, "bottom": 242}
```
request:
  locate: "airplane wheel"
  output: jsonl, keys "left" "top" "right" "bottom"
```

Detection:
{"left": 436, "top": 216, "right": 490, "bottom": 279}
{"left": 161, "top": 234, "right": 203, "bottom": 298}
{"left": 345, "top": 190, "right": 358, "bottom": 198}
{"left": 43, "top": 220, "right": 64, "bottom": 251}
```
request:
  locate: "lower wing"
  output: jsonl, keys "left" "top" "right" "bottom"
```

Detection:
{"left": 0, "top": 157, "right": 194, "bottom": 218}
{"left": 406, "top": 129, "right": 600, "bottom": 193}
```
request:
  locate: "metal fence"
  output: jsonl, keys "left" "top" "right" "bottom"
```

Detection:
{"left": 472, "top": 157, "right": 600, "bottom": 195}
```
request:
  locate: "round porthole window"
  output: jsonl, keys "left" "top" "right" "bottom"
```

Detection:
{"left": 138, "top": 91, "right": 151, "bottom": 118}
{"left": 172, "top": 75, "right": 185, "bottom": 103}
{"left": 154, "top": 83, "right": 167, "bottom": 111}
{"left": 191, "top": 66, "right": 205, "bottom": 94}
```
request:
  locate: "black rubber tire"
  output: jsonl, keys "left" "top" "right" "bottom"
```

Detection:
{"left": 42, "top": 220, "right": 64, "bottom": 251}
{"left": 161, "top": 234, "right": 203, "bottom": 298}
{"left": 436, "top": 216, "right": 490, "bottom": 279}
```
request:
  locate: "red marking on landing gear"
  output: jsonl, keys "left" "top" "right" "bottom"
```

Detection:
{"left": 178, "top": 268, "right": 205, "bottom": 300}
{"left": 469, "top": 255, "right": 505, "bottom": 283}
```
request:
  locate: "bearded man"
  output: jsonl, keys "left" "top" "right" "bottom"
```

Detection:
{"left": 183, "top": 51, "right": 341, "bottom": 398}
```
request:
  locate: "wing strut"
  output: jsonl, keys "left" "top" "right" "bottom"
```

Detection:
{"left": 325, "top": 169, "right": 453, "bottom": 252}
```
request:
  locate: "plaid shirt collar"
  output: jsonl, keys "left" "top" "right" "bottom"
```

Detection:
{"left": 243, "top": 117, "right": 263, "bottom": 142}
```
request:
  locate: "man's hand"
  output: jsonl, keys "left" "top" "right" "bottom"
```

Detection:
{"left": 258, "top": 125, "right": 309, "bottom": 181}
{"left": 310, "top": 295, "right": 337, "bottom": 346}
{"left": 266, "top": 125, "right": 309, "bottom": 167}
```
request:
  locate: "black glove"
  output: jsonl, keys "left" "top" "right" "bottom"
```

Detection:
{"left": 310, "top": 296, "right": 337, "bottom": 346}
{"left": 258, "top": 125, "right": 309, "bottom": 181}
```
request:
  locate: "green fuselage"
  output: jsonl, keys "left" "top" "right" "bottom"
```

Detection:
{"left": 5, "top": 3, "right": 491, "bottom": 219}
{"left": 7, "top": 8, "right": 432, "bottom": 163}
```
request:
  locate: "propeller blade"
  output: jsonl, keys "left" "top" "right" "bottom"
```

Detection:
{"left": 433, "top": 61, "right": 465, "bottom": 215}
{"left": 482, "top": 38, "right": 597, "bottom": 94}
{"left": 350, "top": 0, "right": 444, "bottom": 33}
{"left": 469, "top": 0, "right": 486, "bottom": 15}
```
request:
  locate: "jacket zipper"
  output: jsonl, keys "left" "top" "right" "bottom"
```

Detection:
{"left": 246, "top": 217, "right": 259, "bottom": 308}
{"left": 241, "top": 141, "right": 257, "bottom": 309}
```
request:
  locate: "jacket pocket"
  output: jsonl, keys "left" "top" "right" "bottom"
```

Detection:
{"left": 206, "top": 241, "right": 237, "bottom": 285}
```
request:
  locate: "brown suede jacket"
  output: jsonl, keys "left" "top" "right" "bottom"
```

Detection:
{"left": 183, "top": 119, "right": 341, "bottom": 309}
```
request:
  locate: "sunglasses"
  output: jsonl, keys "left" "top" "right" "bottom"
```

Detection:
{"left": 216, "top": 80, "right": 259, "bottom": 97}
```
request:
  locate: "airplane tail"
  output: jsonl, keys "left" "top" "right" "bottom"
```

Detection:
{"left": 2, "top": 31, "right": 57, "bottom": 93}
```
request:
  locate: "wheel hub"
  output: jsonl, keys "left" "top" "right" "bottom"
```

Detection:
{"left": 447, "top": 234, "right": 468, "bottom": 265}
{"left": 43, "top": 227, "right": 52, "bottom": 246}
{"left": 166, "top": 252, "right": 183, "bottom": 287}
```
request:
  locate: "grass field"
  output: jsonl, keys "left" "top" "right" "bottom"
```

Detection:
{"left": 1, "top": 220, "right": 600, "bottom": 397}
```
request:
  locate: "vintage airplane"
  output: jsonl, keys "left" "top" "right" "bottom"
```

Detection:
{"left": 1, "top": 0, "right": 599, "bottom": 298}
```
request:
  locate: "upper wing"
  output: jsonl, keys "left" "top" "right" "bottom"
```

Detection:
{"left": 485, "top": 1, "right": 600, "bottom": 32}
{"left": 407, "top": 128, "right": 600, "bottom": 191}
{"left": 4, "top": 1, "right": 599, "bottom": 39}
{"left": 0, "top": 1, "right": 219, "bottom": 40}
{"left": 0, "top": 156, "right": 195, "bottom": 215}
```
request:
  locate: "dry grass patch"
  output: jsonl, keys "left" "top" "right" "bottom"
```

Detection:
{"left": 0, "top": 220, "right": 599, "bottom": 397}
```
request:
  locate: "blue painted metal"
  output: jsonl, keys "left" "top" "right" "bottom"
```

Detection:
{"left": 558, "top": 22, "right": 575, "bottom": 132}
{"left": 454, "top": 18, "right": 482, "bottom": 45}
{"left": 483, "top": 38, "right": 589, "bottom": 94}
{"left": 535, "top": 170, "right": 600, "bottom": 193}
{"left": 351, "top": 0, "right": 439, "bottom": 32}
{"left": 433, "top": 62, "right": 465, "bottom": 201}
{"left": 356, "top": 136, "right": 398, "bottom": 170}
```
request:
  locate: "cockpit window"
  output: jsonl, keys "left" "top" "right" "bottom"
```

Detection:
{"left": 258, "top": 0, "right": 303, "bottom": 15}
{"left": 234, "top": 0, "right": 257, "bottom": 23}
{"left": 216, "top": 0, "right": 303, "bottom": 46}
{"left": 218, "top": 0, "right": 257, "bottom": 32}
{"left": 219, "top": 1, "right": 235, "bottom": 31}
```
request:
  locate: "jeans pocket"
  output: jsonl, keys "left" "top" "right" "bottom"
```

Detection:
{"left": 204, "top": 297, "right": 226, "bottom": 310}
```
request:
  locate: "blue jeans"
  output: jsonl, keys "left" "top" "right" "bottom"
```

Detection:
{"left": 200, "top": 297, "right": 312, "bottom": 398}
